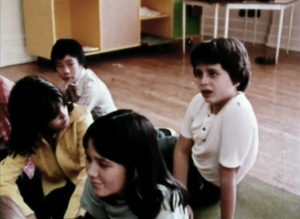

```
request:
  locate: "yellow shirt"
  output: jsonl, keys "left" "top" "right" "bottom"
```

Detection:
{"left": 0, "top": 105, "right": 93, "bottom": 218}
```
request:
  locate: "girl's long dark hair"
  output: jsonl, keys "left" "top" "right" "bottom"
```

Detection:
{"left": 7, "top": 75, "right": 73, "bottom": 157}
{"left": 83, "top": 109, "right": 189, "bottom": 219}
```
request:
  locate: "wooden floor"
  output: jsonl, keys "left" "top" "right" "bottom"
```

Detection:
{"left": 1, "top": 41, "right": 300, "bottom": 196}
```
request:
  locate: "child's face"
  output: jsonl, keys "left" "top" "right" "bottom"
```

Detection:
{"left": 85, "top": 140, "right": 126, "bottom": 198}
{"left": 47, "top": 103, "right": 69, "bottom": 131}
{"left": 55, "top": 55, "right": 83, "bottom": 83}
{"left": 194, "top": 63, "right": 239, "bottom": 110}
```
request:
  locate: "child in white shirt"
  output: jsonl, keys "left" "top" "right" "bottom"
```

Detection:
{"left": 162, "top": 38, "right": 259, "bottom": 219}
{"left": 51, "top": 38, "right": 117, "bottom": 119}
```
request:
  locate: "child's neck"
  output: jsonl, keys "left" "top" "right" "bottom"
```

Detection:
{"left": 210, "top": 92, "right": 239, "bottom": 114}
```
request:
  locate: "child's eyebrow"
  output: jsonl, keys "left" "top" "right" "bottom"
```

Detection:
{"left": 207, "top": 67, "right": 219, "bottom": 72}
{"left": 95, "top": 157, "right": 110, "bottom": 163}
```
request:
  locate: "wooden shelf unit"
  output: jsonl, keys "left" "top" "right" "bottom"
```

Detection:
{"left": 140, "top": 14, "right": 170, "bottom": 21}
{"left": 140, "top": 0, "right": 173, "bottom": 39}
{"left": 23, "top": 0, "right": 197, "bottom": 60}
{"left": 54, "top": 0, "right": 101, "bottom": 51}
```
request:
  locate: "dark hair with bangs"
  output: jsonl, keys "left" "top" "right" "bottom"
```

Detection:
{"left": 7, "top": 75, "right": 73, "bottom": 157}
{"left": 83, "top": 109, "right": 189, "bottom": 219}
{"left": 190, "top": 37, "right": 251, "bottom": 91}
{"left": 50, "top": 38, "right": 87, "bottom": 72}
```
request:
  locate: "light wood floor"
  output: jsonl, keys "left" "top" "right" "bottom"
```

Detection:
{"left": 1, "top": 41, "right": 300, "bottom": 196}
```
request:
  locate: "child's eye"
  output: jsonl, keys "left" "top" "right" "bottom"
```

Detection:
{"left": 98, "top": 162, "right": 109, "bottom": 168}
{"left": 208, "top": 71, "right": 217, "bottom": 77}
{"left": 194, "top": 69, "right": 203, "bottom": 78}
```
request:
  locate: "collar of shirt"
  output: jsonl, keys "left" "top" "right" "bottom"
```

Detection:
{"left": 73, "top": 67, "right": 88, "bottom": 97}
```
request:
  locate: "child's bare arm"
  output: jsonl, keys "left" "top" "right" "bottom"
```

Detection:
{"left": 173, "top": 135, "right": 194, "bottom": 187}
{"left": 219, "top": 164, "right": 239, "bottom": 219}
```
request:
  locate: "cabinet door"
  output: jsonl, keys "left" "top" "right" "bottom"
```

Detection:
{"left": 23, "top": 0, "right": 56, "bottom": 59}
{"left": 173, "top": 0, "right": 199, "bottom": 38}
{"left": 100, "top": 0, "right": 140, "bottom": 51}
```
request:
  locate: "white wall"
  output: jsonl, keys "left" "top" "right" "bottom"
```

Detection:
{"left": 0, "top": 0, "right": 36, "bottom": 68}
{"left": 202, "top": 5, "right": 300, "bottom": 52}
{"left": 202, "top": 6, "right": 272, "bottom": 44}
{"left": 266, "top": 1, "right": 300, "bottom": 52}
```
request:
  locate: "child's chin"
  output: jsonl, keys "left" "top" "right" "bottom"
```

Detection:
{"left": 95, "top": 191, "right": 111, "bottom": 198}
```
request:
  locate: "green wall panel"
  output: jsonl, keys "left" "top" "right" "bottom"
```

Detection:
{"left": 173, "top": 0, "right": 200, "bottom": 38}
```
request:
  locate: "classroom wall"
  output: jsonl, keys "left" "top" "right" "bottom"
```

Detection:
{"left": 0, "top": 0, "right": 36, "bottom": 68}
{"left": 202, "top": 6, "right": 273, "bottom": 44}
{"left": 0, "top": 1, "right": 299, "bottom": 68}
{"left": 202, "top": 4, "right": 300, "bottom": 52}
{"left": 266, "top": 2, "right": 300, "bottom": 52}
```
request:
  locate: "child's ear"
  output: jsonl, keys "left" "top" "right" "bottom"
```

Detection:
{"left": 233, "top": 81, "right": 240, "bottom": 88}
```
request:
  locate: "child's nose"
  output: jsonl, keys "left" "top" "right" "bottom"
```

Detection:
{"left": 201, "top": 74, "right": 209, "bottom": 85}
{"left": 87, "top": 163, "right": 98, "bottom": 178}
{"left": 64, "top": 67, "right": 70, "bottom": 74}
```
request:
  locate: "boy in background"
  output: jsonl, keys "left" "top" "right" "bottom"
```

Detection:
{"left": 51, "top": 38, "right": 176, "bottom": 138}
{"left": 51, "top": 38, "right": 117, "bottom": 120}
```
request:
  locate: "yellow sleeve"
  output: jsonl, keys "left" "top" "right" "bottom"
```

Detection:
{"left": 64, "top": 111, "right": 93, "bottom": 218}
{"left": 0, "top": 155, "right": 34, "bottom": 216}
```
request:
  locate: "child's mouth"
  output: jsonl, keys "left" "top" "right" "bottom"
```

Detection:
{"left": 201, "top": 89, "right": 212, "bottom": 97}
{"left": 63, "top": 77, "right": 72, "bottom": 81}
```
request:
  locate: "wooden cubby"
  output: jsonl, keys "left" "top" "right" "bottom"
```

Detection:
{"left": 140, "top": 0, "right": 173, "bottom": 38}
{"left": 54, "top": 0, "right": 101, "bottom": 53}
{"left": 23, "top": 0, "right": 198, "bottom": 60}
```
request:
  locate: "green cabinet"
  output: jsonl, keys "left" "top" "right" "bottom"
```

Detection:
{"left": 173, "top": 0, "right": 200, "bottom": 38}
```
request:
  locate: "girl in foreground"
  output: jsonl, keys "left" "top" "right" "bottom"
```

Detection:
{"left": 81, "top": 109, "right": 189, "bottom": 219}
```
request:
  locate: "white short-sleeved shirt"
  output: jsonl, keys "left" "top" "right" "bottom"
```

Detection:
{"left": 67, "top": 68, "right": 117, "bottom": 119}
{"left": 181, "top": 92, "right": 259, "bottom": 186}
{"left": 81, "top": 178, "right": 188, "bottom": 219}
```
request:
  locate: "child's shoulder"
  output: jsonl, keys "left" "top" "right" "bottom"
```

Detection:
{"left": 81, "top": 68, "right": 106, "bottom": 87}
{"left": 69, "top": 104, "right": 92, "bottom": 122}
{"left": 187, "top": 93, "right": 207, "bottom": 116}
{"left": 222, "top": 92, "right": 256, "bottom": 120}
{"left": 81, "top": 68, "right": 99, "bottom": 82}
{"left": 189, "top": 93, "right": 206, "bottom": 107}
{"left": 225, "top": 92, "right": 252, "bottom": 110}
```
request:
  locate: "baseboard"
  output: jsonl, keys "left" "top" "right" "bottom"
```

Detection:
{"left": 0, "top": 36, "right": 36, "bottom": 68}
